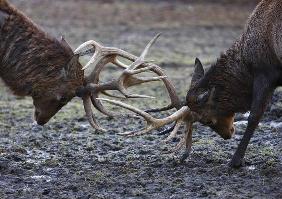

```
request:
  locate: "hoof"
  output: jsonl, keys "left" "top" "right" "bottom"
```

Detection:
{"left": 229, "top": 158, "right": 245, "bottom": 168}
{"left": 180, "top": 150, "right": 190, "bottom": 163}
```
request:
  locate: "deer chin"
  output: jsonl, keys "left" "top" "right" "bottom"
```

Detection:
{"left": 216, "top": 125, "right": 236, "bottom": 140}
{"left": 35, "top": 119, "right": 48, "bottom": 126}
{"left": 34, "top": 109, "right": 52, "bottom": 126}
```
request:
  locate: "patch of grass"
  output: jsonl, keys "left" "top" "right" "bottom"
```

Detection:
{"left": 259, "top": 146, "right": 274, "bottom": 157}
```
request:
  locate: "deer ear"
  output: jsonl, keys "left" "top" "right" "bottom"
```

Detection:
{"left": 60, "top": 35, "right": 73, "bottom": 55}
{"left": 191, "top": 58, "right": 204, "bottom": 87}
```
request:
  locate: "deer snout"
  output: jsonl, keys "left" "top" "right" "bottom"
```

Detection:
{"left": 34, "top": 109, "right": 48, "bottom": 126}
{"left": 212, "top": 114, "right": 236, "bottom": 140}
{"left": 219, "top": 125, "right": 236, "bottom": 140}
{"left": 36, "top": 119, "right": 47, "bottom": 126}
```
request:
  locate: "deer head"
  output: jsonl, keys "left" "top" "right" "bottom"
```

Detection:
{"left": 32, "top": 37, "right": 84, "bottom": 125}
{"left": 33, "top": 34, "right": 179, "bottom": 130}
{"left": 68, "top": 34, "right": 182, "bottom": 132}
{"left": 91, "top": 49, "right": 236, "bottom": 157}
{"left": 186, "top": 58, "right": 235, "bottom": 139}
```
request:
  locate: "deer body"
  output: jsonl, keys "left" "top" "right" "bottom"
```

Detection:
{"left": 0, "top": 0, "right": 172, "bottom": 129}
{"left": 187, "top": 0, "right": 282, "bottom": 167}
{"left": 76, "top": 0, "right": 282, "bottom": 167}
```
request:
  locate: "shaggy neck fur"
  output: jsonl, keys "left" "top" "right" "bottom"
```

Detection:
{"left": 203, "top": 41, "right": 254, "bottom": 115}
{"left": 0, "top": 1, "right": 83, "bottom": 97}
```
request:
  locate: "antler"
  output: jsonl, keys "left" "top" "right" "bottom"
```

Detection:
{"left": 75, "top": 34, "right": 181, "bottom": 131}
{"left": 98, "top": 98, "right": 199, "bottom": 156}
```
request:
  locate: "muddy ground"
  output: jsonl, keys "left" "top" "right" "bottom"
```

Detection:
{"left": 0, "top": 0, "right": 281, "bottom": 198}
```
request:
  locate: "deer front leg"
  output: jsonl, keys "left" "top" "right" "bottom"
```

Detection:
{"left": 230, "top": 75, "right": 274, "bottom": 168}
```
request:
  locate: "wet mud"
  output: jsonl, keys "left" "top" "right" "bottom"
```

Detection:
{"left": 0, "top": 1, "right": 281, "bottom": 198}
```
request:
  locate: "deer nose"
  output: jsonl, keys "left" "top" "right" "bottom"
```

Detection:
{"left": 220, "top": 126, "right": 236, "bottom": 140}
{"left": 34, "top": 110, "right": 47, "bottom": 126}
{"left": 36, "top": 119, "right": 46, "bottom": 126}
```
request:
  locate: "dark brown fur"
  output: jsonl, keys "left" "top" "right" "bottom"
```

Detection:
{"left": 187, "top": 0, "right": 282, "bottom": 167}
{"left": 0, "top": 0, "right": 84, "bottom": 124}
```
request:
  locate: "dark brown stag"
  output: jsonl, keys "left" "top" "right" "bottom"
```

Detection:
{"left": 99, "top": 0, "right": 282, "bottom": 167}
{"left": 0, "top": 0, "right": 178, "bottom": 130}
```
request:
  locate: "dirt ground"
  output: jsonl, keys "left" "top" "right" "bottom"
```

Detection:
{"left": 0, "top": 0, "right": 281, "bottom": 198}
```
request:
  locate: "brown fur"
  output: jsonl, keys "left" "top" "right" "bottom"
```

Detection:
{"left": 0, "top": 0, "right": 84, "bottom": 124}
{"left": 187, "top": 0, "right": 282, "bottom": 167}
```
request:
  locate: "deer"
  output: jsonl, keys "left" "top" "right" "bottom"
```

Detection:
{"left": 0, "top": 0, "right": 178, "bottom": 130}
{"left": 95, "top": 0, "right": 282, "bottom": 168}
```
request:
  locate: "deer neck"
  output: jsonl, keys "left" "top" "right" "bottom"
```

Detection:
{"left": 206, "top": 42, "right": 254, "bottom": 114}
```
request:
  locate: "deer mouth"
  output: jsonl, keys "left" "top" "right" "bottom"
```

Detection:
{"left": 34, "top": 110, "right": 49, "bottom": 126}
{"left": 217, "top": 126, "right": 236, "bottom": 140}
{"left": 36, "top": 120, "right": 47, "bottom": 126}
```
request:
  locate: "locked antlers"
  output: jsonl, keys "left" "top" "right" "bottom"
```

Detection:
{"left": 75, "top": 34, "right": 181, "bottom": 131}
{"left": 98, "top": 98, "right": 199, "bottom": 155}
{"left": 75, "top": 35, "right": 201, "bottom": 156}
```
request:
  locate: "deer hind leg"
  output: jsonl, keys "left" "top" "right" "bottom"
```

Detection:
{"left": 230, "top": 75, "right": 274, "bottom": 168}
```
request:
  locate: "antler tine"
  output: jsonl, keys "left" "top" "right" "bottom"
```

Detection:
{"left": 110, "top": 34, "right": 166, "bottom": 99}
{"left": 164, "top": 121, "right": 193, "bottom": 156}
{"left": 87, "top": 73, "right": 164, "bottom": 117}
{"left": 82, "top": 96, "right": 106, "bottom": 132}
{"left": 74, "top": 40, "right": 104, "bottom": 70}
{"left": 141, "top": 34, "right": 161, "bottom": 60}
{"left": 163, "top": 120, "right": 182, "bottom": 143}
{"left": 91, "top": 94, "right": 115, "bottom": 117}
{"left": 75, "top": 35, "right": 167, "bottom": 118}
{"left": 114, "top": 34, "right": 167, "bottom": 98}
{"left": 97, "top": 98, "right": 156, "bottom": 121}
{"left": 97, "top": 98, "right": 199, "bottom": 154}
{"left": 165, "top": 120, "right": 194, "bottom": 163}
{"left": 97, "top": 97, "right": 197, "bottom": 133}
{"left": 127, "top": 33, "right": 161, "bottom": 71}
{"left": 76, "top": 34, "right": 181, "bottom": 107}
{"left": 100, "top": 91, "right": 126, "bottom": 99}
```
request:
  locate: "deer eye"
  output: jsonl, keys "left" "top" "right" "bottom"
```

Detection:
{"left": 206, "top": 121, "right": 214, "bottom": 126}
{"left": 197, "top": 91, "right": 209, "bottom": 105}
